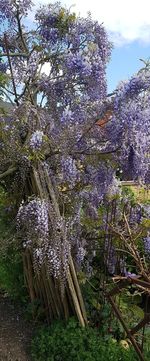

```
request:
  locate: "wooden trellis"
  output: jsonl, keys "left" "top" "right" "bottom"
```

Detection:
{"left": 106, "top": 276, "right": 150, "bottom": 361}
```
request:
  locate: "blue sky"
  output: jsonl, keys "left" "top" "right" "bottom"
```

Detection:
{"left": 34, "top": 0, "right": 150, "bottom": 92}
{"left": 107, "top": 42, "right": 150, "bottom": 92}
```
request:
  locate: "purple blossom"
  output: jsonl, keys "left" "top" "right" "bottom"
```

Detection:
{"left": 114, "top": 72, "right": 150, "bottom": 110}
{"left": 0, "top": 0, "right": 33, "bottom": 22}
{"left": 0, "top": 61, "right": 7, "bottom": 73}
{"left": 59, "top": 156, "right": 80, "bottom": 187}
{"left": 17, "top": 197, "right": 72, "bottom": 278}
{"left": 129, "top": 205, "right": 142, "bottom": 225}
{"left": 143, "top": 205, "right": 150, "bottom": 219}
{"left": 17, "top": 198, "right": 49, "bottom": 242}
{"left": 61, "top": 107, "right": 74, "bottom": 123}
{"left": 125, "top": 271, "right": 138, "bottom": 278}
{"left": 30, "top": 130, "right": 44, "bottom": 150}
{"left": 112, "top": 69, "right": 150, "bottom": 184}
{"left": 40, "top": 27, "right": 59, "bottom": 44}
{"left": 76, "top": 246, "right": 86, "bottom": 265}
{"left": 66, "top": 51, "right": 92, "bottom": 77}
{"left": 143, "top": 232, "right": 150, "bottom": 257}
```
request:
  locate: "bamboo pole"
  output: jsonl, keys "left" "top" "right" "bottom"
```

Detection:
{"left": 69, "top": 257, "right": 88, "bottom": 324}
{"left": 26, "top": 251, "right": 36, "bottom": 302}
{"left": 43, "top": 266, "right": 62, "bottom": 319}
{"left": 67, "top": 270, "right": 85, "bottom": 327}
{"left": 60, "top": 288, "right": 70, "bottom": 320}
{"left": 48, "top": 277, "right": 64, "bottom": 317}
{"left": 34, "top": 272, "right": 45, "bottom": 305}
{"left": 41, "top": 267, "right": 57, "bottom": 320}
{"left": 40, "top": 275, "right": 52, "bottom": 323}
{"left": 32, "top": 168, "right": 44, "bottom": 198}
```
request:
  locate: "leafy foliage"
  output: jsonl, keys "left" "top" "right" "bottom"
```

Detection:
{"left": 0, "top": 187, "right": 27, "bottom": 301}
{"left": 0, "top": 246, "right": 27, "bottom": 301}
{"left": 31, "top": 318, "right": 140, "bottom": 361}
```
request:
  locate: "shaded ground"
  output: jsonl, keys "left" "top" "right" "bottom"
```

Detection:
{"left": 0, "top": 293, "right": 33, "bottom": 361}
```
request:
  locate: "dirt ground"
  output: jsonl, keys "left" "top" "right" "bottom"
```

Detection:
{"left": 0, "top": 293, "right": 33, "bottom": 361}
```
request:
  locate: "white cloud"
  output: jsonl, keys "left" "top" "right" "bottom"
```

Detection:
{"left": 33, "top": 0, "right": 150, "bottom": 45}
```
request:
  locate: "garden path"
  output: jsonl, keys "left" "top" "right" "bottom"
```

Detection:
{"left": 0, "top": 293, "right": 33, "bottom": 361}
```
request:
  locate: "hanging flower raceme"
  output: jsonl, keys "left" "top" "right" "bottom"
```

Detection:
{"left": 0, "top": 61, "right": 7, "bottom": 73}
{"left": 143, "top": 232, "right": 150, "bottom": 258}
{"left": 30, "top": 130, "right": 44, "bottom": 151}
{"left": 17, "top": 198, "right": 49, "bottom": 242}
{"left": 109, "top": 68, "right": 150, "bottom": 185}
{"left": 16, "top": 197, "right": 72, "bottom": 279}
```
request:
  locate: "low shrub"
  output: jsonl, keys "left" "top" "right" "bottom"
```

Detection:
{"left": 0, "top": 247, "right": 27, "bottom": 302}
{"left": 31, "top": 318, "right": 140, "bottom": 361}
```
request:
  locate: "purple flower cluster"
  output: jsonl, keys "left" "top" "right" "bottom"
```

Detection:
{"left": 17, "top": 196, "right": 72, "bottom": 278}
{"left": 61, "top": 107, "right": 74, "bottom": 123}
{"left": 112, "top": 68, "right": 150, "bottom": 184}
{"left": 0, "top": 0, "right": 33, "bottom": 22}
{"left": 143, "top": 233, "right": 150, "bottom": 257}
{"left": 114, "top": 72, "right": 150, "bottom": 110}
{"left": 143, "top": 204, "right": 150, "bottom": 219}
{"left": 30, "top": 131, "right": 44, "bottom": 151}
{"left": 59, "top": 156, "right": 80, "bottom": 188}
{"left": 34, "top": 1, "right": 111, "bottom": 126}
{"left": 76, "top": 246, "right": 86, "bottom": 265}
{"left": 129, "top": 205, "right": 142, "bottom": 225}
{"left": 0, "top": 61, "right": 7, "bottom": 73}
{"left": 66, "top": 51, "right": 92, "bottom": 77}
{"left": 17, "top": 198, "right": 49, "bottom": 244}
{"left": 46, "top": 238, "right": 71, "bottom": 279}
{"left": 125, "top": 271, "right": 137, "bottom": 278}
{"left": 36, "top": 5, "right": 60, "bottom": 45}
{"left": 43, "top": 214, "right": 71, "bottom": 279}
{"left": 40, "top": 28, "right": 59, "bottom": 45}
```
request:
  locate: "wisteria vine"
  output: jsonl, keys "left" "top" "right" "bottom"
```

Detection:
{"left": 0, "top": 0, "right": 149, "bottom": 280}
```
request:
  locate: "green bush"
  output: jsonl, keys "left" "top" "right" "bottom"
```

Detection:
{"left": 0, "top": 247, "right": 27, "bottom": 301}
{"left": 31, "top": 318, "right": 140, "bottom": 361}
{"left": 0, "top": 187, "right": 27, "bottom": 302}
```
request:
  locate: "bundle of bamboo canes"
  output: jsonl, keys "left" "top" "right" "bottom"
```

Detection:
{"left": 22, "top": 162, "right": 87, "bottom": 326}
